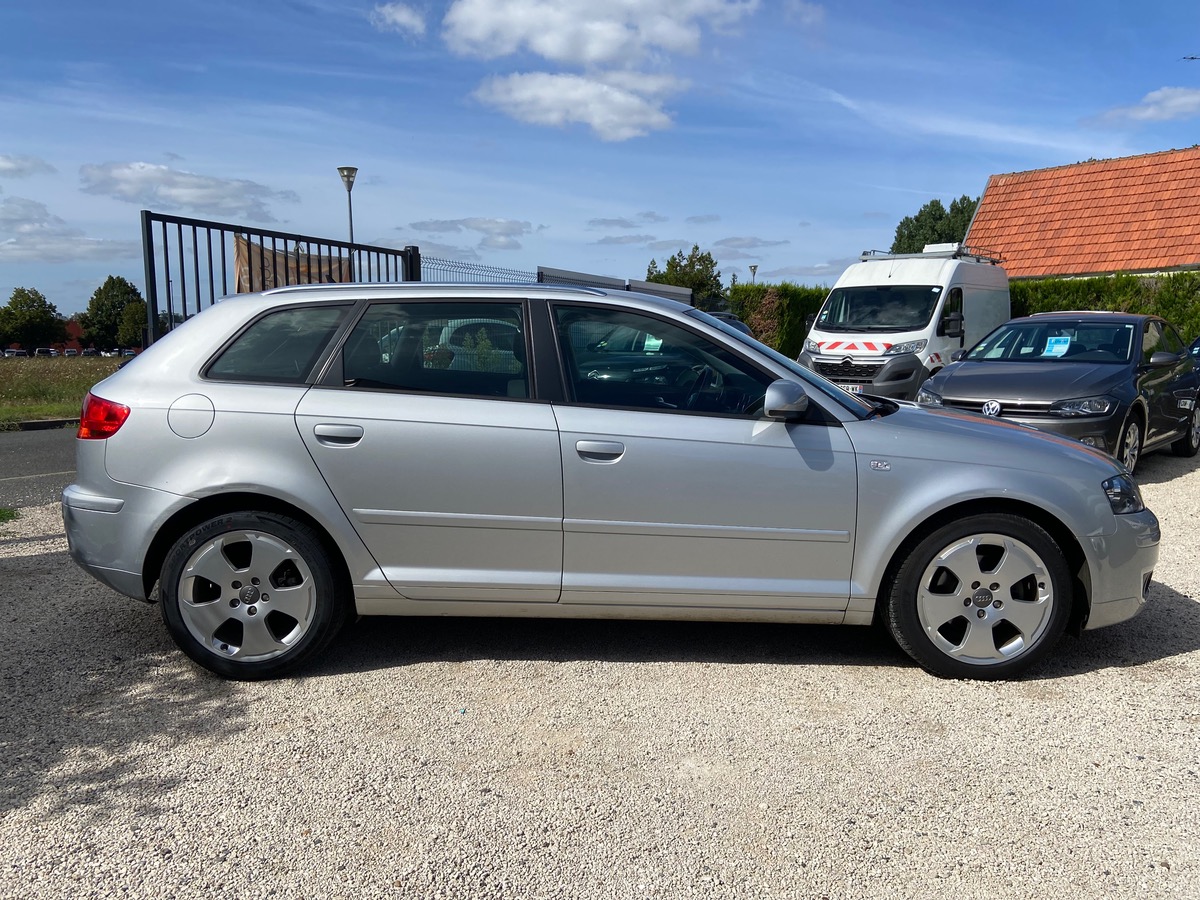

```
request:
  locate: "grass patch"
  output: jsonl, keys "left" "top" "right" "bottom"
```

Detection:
{"left": 0, "top": 508, "right": 17, "bottom": 525}
{"left": 0, "top": 358, "right": 122, "bottom": 426}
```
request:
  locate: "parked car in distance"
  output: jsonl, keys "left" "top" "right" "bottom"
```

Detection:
{"left": 3, "top": 348, "right": 27, "bottom": 357}
{"left": 917, "top": 312, "right": 1199, "bottom": 473}
{"left": 64, "top": 284, "right": 1159, "bottom": 682}
{"left": 708, "top": 311, "right": 754, "bottom": 337}
{"left": 33, "top": 347, "right": 58, "bottom": 357}
{"left": 82, "top": 348, "right": 99, "bottom": 357}
{"left": 64, "top": 348, "right": 79, "bottom": 357}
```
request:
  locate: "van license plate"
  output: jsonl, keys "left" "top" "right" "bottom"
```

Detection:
{"left": 836, "top": 383, "right": 863, "bottom": 394}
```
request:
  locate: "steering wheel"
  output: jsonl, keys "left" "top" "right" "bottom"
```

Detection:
{"left": 684, "top": 365, "right": 714, "bottom": 409}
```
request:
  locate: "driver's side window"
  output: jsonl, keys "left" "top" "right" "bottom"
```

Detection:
{"left": 553, "top": 305, "right": 772, "bottom": 415}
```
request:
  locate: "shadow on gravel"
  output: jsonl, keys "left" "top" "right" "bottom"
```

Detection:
{"left": 1128, "top": 449, "right": 1200, "bottom": 486}
{"left": 317, "top": 615, "right": 909, "bottom": 679}
{"left": 0, "top": 546, "right": 248, "bottom": 820}
{"left": 314, "top": 582, "right": 1200, "bottom": 683}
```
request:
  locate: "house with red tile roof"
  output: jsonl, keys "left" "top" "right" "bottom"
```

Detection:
{"left": 964, "top": 146, "right": 1200, "bottom": 280}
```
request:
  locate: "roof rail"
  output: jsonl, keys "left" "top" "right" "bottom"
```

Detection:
{"left": 859, "top": 245, "right": 1004, "bottom": 265}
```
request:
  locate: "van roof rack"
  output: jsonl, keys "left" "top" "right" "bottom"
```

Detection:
{"left": 859, "top": 245, "right": 1003, "bottom": 265}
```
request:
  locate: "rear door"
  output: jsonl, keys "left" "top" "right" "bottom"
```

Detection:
{"left": 295, "top": 298, "right": 564, "bottom": 602}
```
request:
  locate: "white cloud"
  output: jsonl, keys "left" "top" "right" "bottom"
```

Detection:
{"left": 443, "top": 0, "right": 759, "bottom": 67}
{"left": 638, "top": 210, "right": 668, "bottom": 223}
{"left": 0, "top": 196, "right": 139, "bottom": 262}
{"left": 648, "top": 239, "right": 692, "bottom": 251}
{"left": 785, "top": 1, "right": 825, "bottom": 27}
{"left": 79, "top": 162, "right": 299, "bottom": 222}
{"left": 594, "top": 234, "right": 655, "bottom": 245}
{"left": 715, "top": 236, "right": 790, "bottom": 249}
{"left": 588, "top": 217, "right": 638, "bottom": 229}
{"left": 0, "top": 155, "right": 56, "bottom": 178}
{"left": 1101, "top": 87, "right": 1200, "bottom": 123}
{"left": 474, "top": 73, "right": 673, "bottom": 140}
{"left": 409, "top": 216, "right": 534, "bottom": 250}
{"left": 369, "top": 3, "right": 426, "bottom": 38}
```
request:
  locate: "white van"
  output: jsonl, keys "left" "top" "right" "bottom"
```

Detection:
{"left": 798, "top": 243, "right": 1010, "bottom": 399}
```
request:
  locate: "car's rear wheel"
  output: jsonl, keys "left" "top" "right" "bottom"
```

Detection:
{"left": 1171, "top": 406, "right": 1200, "bottom": 458}
{"left": 1118, "top": 415, "right": 1142, "bottom": 472}
{"left": 884, "top": 514, "right": 1072, "bottom": 680}
{"left": 160, "top": 511, "right": 347, "bottom": 680}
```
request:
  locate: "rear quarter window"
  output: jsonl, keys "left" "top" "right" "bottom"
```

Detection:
{"left": 206, "top": 305, "right": 348, "bottom": 383}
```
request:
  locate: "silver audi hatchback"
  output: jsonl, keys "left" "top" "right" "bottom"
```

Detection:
{"left": 63, "top": 284, "right": 1159, "bottom": 681}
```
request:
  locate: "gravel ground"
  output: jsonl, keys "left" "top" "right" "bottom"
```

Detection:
{"left": 2, "top": 452, "right": 1198, "bottom": 899}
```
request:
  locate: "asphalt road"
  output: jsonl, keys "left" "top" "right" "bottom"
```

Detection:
{"left": 0, "top": 426, "right": 77, "bottom": 508}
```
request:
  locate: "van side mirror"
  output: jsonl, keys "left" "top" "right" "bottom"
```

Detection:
{"left": 939, "top": 311, "right": 964, "bottom": 339}
{"left": 806, "top": 314, "right": 816, "bottom": 331}
{"left": 764, "top": 379, "right": 810, "bottom": 421}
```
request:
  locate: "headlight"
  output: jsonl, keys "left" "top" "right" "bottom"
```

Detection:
{"left": 804, "top": 338, "right": 821, "bottom": 354}
{"left": 1049, "top": 396, "right": 1116, "bottom": 417}
{"left": 1103, "top": 473, "right": 1144, "bottom": 514}
{"left": 884, "top": 339, "right": 927, "bottom": 356}
{"left": 915, "top": 386, "right": 942, "bottom": 405}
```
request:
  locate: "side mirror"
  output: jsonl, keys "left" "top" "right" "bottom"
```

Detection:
{"left": 764, "top": 379, "right": 810, "bottom": 421}
{"left": 940, "top": 311, "right": 964, "bottom": 339}
{"left": 806, "top": 314, "right": 816, "bottom": 331}
{"left": 1148, "top": 350, "right": 1179, "bottom": 368}
{"left": 950, "top": 348, "right": 966, "bottom": 362}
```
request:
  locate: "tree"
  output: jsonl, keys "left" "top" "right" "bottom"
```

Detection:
{"left": 0, "top": 287, "right": 68, "bottom": 349}
{"left": 890, "top": 195, "right": 978, "bottom": 254}
{"left": 117, "top": 300, "right": 148, "bottom": 348}
{"left": 79, "top": 275, "right": 144, "bottom": 350}
{"left": 646, "top": 244, "right": 726, "bottom": 311}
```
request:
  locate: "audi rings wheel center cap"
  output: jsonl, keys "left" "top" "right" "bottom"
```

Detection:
{"left": 240, "top": 585, "right": 261, "bottom": 604}
{"left": 972, "top": 588, "right": 994, "bottom": 608}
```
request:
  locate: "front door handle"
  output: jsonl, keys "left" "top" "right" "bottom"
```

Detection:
{"left": 575, "top": 440, "right": 625, "bottom": 463}
{"left": 314, "top": 423, "right": 365, "bottom": 446}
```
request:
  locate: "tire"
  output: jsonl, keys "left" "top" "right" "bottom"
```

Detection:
{"left": 1118, "top": 414, "right": 1142, "bottom": 473}
{"left": 160, "top": 511, "right": 347, "bottom": 680}
{"left": 1171, "top": 406, "right": 1200, "bottom": 458}
{"left": 884, "top": 514, "right": 1072, "bottom": 680}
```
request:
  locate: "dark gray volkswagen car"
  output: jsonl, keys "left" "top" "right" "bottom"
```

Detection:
{"left": 917, "top": 312, "right": 1200, "bottom": 472}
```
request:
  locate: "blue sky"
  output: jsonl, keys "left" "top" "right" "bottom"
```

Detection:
{"left": 2, "top": 0, "right": 1199, "bottom": 315}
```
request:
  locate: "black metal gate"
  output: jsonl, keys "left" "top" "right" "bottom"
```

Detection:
{"left": 140, "top": 210, "right": 420, "bottom": 342}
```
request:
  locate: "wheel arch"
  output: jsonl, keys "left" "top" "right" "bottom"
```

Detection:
{"left": 142, "top": 492, "right": 354, "bottom": 602}
{"left": 873, "top": 498, "right": 1091, "bottom": 634}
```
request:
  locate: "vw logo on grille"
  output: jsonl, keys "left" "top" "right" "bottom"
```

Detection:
{"left": 981, "top": 400, "right": 1002, "bottom": 417}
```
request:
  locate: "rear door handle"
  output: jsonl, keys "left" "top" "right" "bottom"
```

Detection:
{"left": 575, "top": 440, "right": 625, "bottom": 463}
{"left": 314, "top": 423, "right": 365, "bottom": 446}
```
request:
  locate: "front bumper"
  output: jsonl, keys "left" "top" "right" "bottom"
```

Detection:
{"left": 798, "top": 351, "right": 930, "bottom": 401}
{"left": 1083, "top": 507, "right": 1159, "bottom": 630}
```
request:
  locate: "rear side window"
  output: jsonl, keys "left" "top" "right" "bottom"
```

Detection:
{"left": 207, "top": 306, "right": 348, "bottom": 383}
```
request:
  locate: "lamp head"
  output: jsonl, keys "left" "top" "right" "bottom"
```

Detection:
{"left": 337, "top": 166, "right": 358, "bottom": 192}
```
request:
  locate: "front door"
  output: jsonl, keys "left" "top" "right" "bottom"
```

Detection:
{"left": 550, "top": 303, "right": 858, "bottom": 611}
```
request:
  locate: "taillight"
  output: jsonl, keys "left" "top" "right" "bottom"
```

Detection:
{"left": 77, "top": 392, "right": 131, "bottom": 439}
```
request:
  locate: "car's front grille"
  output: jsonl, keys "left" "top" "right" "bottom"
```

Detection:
{"left": 944, "top": 399, "right": 1054, "bottom": 418}
{"left": 815, "top": 360, "right": 883, "bottom": 380}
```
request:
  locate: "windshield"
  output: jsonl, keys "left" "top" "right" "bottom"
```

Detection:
{"left": 815, "top": 285, "right": 942, "bottom": 332}
{"left": 966, "top": 320, "right": 1135, "bottom": 364}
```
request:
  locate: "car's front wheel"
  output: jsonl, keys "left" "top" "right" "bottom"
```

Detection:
{"left": 1118, "top": 414, "right": 1142, "bottom": 472}
{"left": 160, "top": 511, "right": 347, "bottom": 679}
{"left": 1171, "top": 406, "right": 1200, "bottom": 458}
{"left": 884, "top": 514, "right": 1072, "bottom": 680}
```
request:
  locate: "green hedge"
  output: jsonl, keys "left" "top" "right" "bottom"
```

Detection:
{"left": 730, "top": 271, "right": 1200, "bottom": 355}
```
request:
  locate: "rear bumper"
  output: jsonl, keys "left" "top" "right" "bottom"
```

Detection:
{"left": 62, "top": 482, "right": 184, "bottom": 602}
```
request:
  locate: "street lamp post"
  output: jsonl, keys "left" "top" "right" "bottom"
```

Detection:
{"left": 337, "top": 166, "right": 358, "bottom": 244}
{"left": 749, "top": 264, "right": 758, "bottom": 284}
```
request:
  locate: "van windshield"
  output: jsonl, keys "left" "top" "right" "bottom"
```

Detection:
{"left": 815, "top": 285, "right": 942, "bottom": 332}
